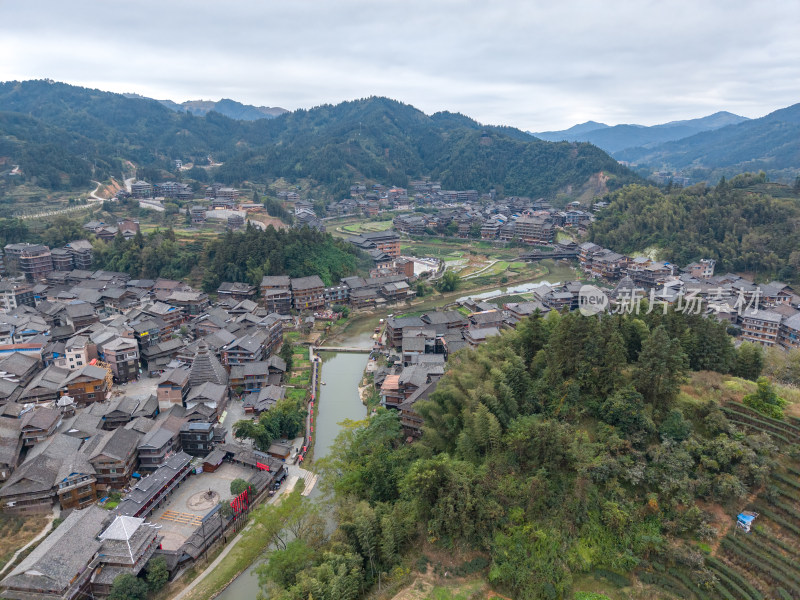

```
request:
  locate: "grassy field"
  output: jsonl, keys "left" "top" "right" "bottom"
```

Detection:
{"left": 485, "top": 294, "right": 530, "bottom": 306}
{"left": 292, "top": 352, "right": 311, "bottom": 369}
{"left": 342, "top": 220, "right": 394, "bottom": 234}
{"left": 286, "top": 387, "right": 307, "bottom": 402}
{"left": 289, "top": 370, "right": 311, "bottom": 386}
{"left": 0, "top": 514, "right": 49, "bottom": 573}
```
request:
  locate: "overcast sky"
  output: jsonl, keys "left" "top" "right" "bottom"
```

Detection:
{"left": 2, "top": 0, "right": 799, "bottom": 131}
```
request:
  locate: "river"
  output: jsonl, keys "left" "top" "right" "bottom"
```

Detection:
{"left": 215, "top": 349, "right": 369, "bottom": 600}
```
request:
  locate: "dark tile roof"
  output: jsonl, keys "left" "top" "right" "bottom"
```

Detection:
{"left": 1, "top": 505, "right": 108, "bottom": 595}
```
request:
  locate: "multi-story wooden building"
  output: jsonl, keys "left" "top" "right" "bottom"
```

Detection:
{"left": 87, "top": 428, "right": 141, "bottom": 491}
{"left": 347, "top": 231, "right": 402, "bottom": 259}
{"left": 157, "top": 367, "right": 190, "bottom": 404}
{"left": 740, "top": 309, "right": 783, "bottom": 347}
{"left": 514, "top": 216, "right": 554, "bottom": 245}
{"left": 260, "top": 275, "right": 292, "bottom": 314}
{"left": 63, "top": 364, "right": 112, "bottom": 405}
{"left": 780, "top": 313, "right": 800, "bottom": 349}
{"left": 290, "top": 275, "right": 326, "bottom": 311}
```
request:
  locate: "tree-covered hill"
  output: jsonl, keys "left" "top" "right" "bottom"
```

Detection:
{"left": 89, "top": 223, "right": 368, "bottom": 286}
{"left": 0, "top": 80, "right": 638, "bottom": 199}
{"left": 589, "top": 175, "right": 800, "bottom": 283}
{"left": 0, "top": 111, "right": 107, "bottom": 189}
{"left": 269, "top": 308, "right": 800, "bottom": 600}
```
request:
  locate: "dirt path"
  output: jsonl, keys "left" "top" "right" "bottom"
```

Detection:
{"left": 0, "top": 508, "right": 57, "bottom": 578}
{"left": 708, "top": 490, "right": 759, "bottom": 556}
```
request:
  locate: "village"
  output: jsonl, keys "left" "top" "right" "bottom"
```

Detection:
{"left": 0, "top": 177, "right": 796, "bottom": 599}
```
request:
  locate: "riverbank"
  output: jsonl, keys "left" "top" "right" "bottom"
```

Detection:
{"left": 201, "top": 348, "right": 369, "bottom": 600}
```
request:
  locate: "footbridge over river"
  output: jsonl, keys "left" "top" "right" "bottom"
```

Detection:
{"left": 314, "top": 346, "right": 373, "bottom": 353}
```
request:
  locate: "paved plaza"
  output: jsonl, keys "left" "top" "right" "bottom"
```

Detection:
{"left": 149, "top": 462, "right": 253, "bottom": 550}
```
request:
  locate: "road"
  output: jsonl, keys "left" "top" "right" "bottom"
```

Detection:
{"left": 246, "top": 217, "right": 267, "bottom": 230}
{"left": 88, "top": 180, "right": 105, "bottom": 202}
{"left": 16, "top": 179, "right": 105, "bottom": 220}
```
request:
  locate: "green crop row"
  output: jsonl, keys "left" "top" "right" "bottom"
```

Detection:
{"left": 722, "top": 412, "right": 793, "bottom": 445}
{"left": 763, "top": 497, "right": 800, "bottom": 527}
{"left": 724, "top": 403, "right": 800, "bottom": 438}
{"left": 592, "top": 568, "right": 631, "bottom": 588}
{"left": 756, "top": 527, "right": 800, "bottom": 559}
{"left": 768, "top": 484, "right": 798, "bottom": 503}
{"left": 638, "top": 570, "right": 695, "bottom": 599}
{"left": 706, "top": 556, "right": 763, "bottom": 600}
{"left": 752, "top": 504, "right": 800, "bottom": 538}
{"left": 739, "top": 533, "right": 800, "bottom": 589}
{"left": 721, "top": 536, "right": 800, "bottom": 596}
{"left": 772, "top": 471, "right": 800, "bottom": 491}
{"left": 668, "top": 567, "right": 711, "bottom": 600}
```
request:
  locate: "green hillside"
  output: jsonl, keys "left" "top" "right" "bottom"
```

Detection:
{"left": 0, "top": 80, "right": 638, "bottom": 199}
{"left": 589, "top": 176, "right": 800, "bottom": 283}
{"left": 267, "top": 309, "right": 800, "bottom": 600}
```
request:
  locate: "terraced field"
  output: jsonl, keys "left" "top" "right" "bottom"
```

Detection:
{"left": 630, "top": 403, "right": 800, "bottom": 599}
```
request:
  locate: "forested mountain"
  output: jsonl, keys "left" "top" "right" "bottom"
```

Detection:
{"left": 590, "top": 175, "right": 800, "bottom": 283}
{"left": 278, "top": 307, "right": 800, "bottom": 600}
{"left": 534, "top": 111, "right": 748, "bottom": 152}
{"left": 0, "top": 111, "right": 106, "bottom": 189}
{"left": 615, "top": 103, "right": 800, "bottom": 182}
{"left": 0, "top": 80, "right": 637, "bottom": 199}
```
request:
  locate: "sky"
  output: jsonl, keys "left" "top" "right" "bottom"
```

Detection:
{"left": 1, "top": 0, "right": 799, "bottom": 131}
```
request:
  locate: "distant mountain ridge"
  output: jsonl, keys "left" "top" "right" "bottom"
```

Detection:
{"left": 158, "top": 98, "right": 288, "bottom": 120}
{"left": 122, "top": 93, "right": 287, "bottom": 120}
{"left": 534, "top": 111, "right": 749, "bottom": 153}
{"left": 614, "top": 102, "right": 800, "bottom": 182}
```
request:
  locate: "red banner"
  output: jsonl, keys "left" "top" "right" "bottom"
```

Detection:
{"left": 256, "top": 461, "right": 270, "bottom": 471}
{"left": 230, "top": 488, "right": 249, "bottom": 514}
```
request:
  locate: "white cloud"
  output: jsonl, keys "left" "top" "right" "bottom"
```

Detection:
{"left": 1, "top": 0, "right": 798, "bottom": 130}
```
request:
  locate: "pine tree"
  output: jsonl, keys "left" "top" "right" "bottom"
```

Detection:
{"left": 734, "top": 342, "right": 764, "bottom": 381}
{"left": 633, "top": 326, "right": 688, "bottom": 411}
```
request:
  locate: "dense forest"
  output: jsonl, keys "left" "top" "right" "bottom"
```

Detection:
{"left": 90, "top": 224, "right": 367, "bottom": 287}
{"left": 256, "top": 307, "right": 800, "bottom": 599}
{"left": 590, "top": 175, "right": 800, "bottom": 283}
{"left": 0, "top": 81, "right": 637, "bottom": 199}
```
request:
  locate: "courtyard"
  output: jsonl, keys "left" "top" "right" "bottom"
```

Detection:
{"left": 149, "top": 462, "right": 254, "bottom": 550}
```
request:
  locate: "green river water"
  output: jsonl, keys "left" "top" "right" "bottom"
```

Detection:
{"left": 214, "top": 350, "right": 369, "bottom": 600}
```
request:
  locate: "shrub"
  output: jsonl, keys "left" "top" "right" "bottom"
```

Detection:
{"left": 743, "top": 378, "right": 787, "bottom": 420}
